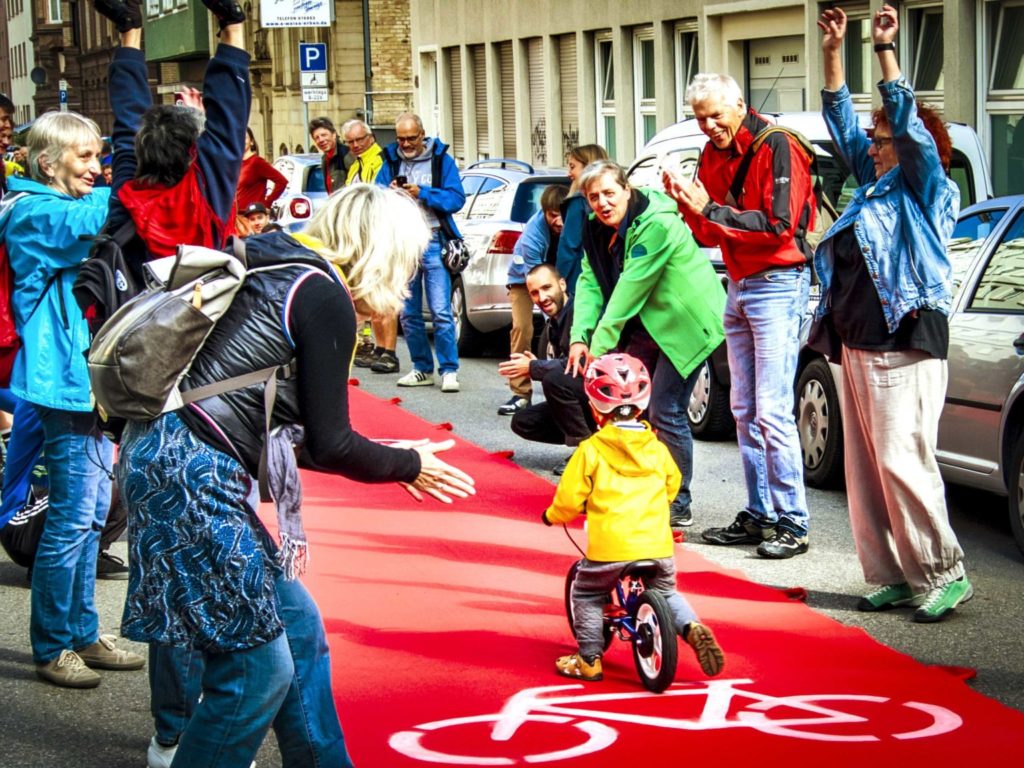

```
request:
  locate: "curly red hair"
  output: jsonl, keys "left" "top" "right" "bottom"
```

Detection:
{"left": 871, "top": 102, "right": 952, "bottom": 171}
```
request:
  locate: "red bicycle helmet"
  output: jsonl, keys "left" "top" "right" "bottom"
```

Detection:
{"left": 584, "top": 353, "right": 652, "bottom": 414}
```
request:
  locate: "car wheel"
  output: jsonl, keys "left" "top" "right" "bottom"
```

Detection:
{"left": 450, "top": 276, "right": 486, "bottom": 357}
{"left": 688, "top": 359, "right": 734, "bottom": 440}
{"left": 796, "top": 357, "right": 845, "bottom": 489}
{"left": 1009, "top": 431, "right": 1024, "bottom": 558}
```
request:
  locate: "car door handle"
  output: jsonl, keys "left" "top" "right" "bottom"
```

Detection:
{"left": 1015, "top": 332, "right": 1024, "bottom": 353}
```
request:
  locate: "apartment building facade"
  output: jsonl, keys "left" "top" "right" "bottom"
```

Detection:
{"left": 409, "top": 0, "right": 1024, "bottom": 196}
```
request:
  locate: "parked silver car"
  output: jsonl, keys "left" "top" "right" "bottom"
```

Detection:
{"left": 796, "top": 195, "right": 1024, "bottom": 555}
{"left": 269, "top": 154, "right": 327, "bottom": 232}
{"left": 448, "top": 160, "right": 571, "bottom": 355}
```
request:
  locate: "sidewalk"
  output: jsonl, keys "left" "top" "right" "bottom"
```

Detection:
{"left": 0, "top": 540, "right": 283, "bottom": 768}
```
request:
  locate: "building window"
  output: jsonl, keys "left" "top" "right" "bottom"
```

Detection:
{"left": 985, "top": 0, "right": 1024, "bottom": 195}
{"left": 595, "top": 32, "right": 615, "bottom": 159}
{"left": 48, "top": 0, "right": 61, "bottom": 22}
{"left": 674, "top": 22, "right": 698, "bottom": 120}
{"left": 906, "top": 4, "right": 944, "bottom": 93}
{"left": 842, "top": 10, "right": 874, "bottom": 100}
{"left": 633, "top": 28, "right": 657, "bottom": 151}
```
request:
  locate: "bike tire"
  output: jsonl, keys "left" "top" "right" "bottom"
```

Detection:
{"left": 631, "top": 590, "right": 678, "bottom": 693}
{"left": 564, "top": 560, "right": 614, "bottom": 652}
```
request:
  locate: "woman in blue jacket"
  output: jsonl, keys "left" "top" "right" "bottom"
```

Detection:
{"left": 816, "top": 5, "right": 971, "bottom": 623}
{"left": 0, "top": 110, "right": 143, "bottom": 688}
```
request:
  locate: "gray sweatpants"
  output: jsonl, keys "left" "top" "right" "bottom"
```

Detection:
{"left": 840, "top": 347, "right": 965, "bottom": 593}
{"left": 569, "top": 557, "right": 698, "bottom": 659}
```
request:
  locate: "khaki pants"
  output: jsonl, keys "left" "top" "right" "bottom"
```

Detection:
{"left": 840, "top": 347, "right": 964, "bottom": 593}
{"left": 508, "top": 284, "right": 534, "bottom": 398}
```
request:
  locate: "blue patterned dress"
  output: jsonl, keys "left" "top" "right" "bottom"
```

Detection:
{"left": 117, "top": 412, "right": 283, "bottom": 651}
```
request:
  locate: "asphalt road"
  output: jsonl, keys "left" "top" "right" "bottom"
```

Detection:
{"left": 0, "top": 345, "right": 1019, "bottom": 768}
{"left": 356, "top": 347, "right": 1024, "bottom": 714}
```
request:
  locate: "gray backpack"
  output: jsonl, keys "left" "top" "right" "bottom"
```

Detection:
{"left": 87, "top": 238, "right": 283, "bottom": 422}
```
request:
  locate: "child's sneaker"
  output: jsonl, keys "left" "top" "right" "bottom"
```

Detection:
{"left": 555, "top": 652, "right": 603, "bottom": 681}
{"left": 685, "top": 622, "right": 724, "bottom": 677}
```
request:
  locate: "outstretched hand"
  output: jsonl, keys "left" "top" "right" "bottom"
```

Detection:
{"left": 817, "top": 7, "right": 847, "bottom": 52}
{"left": 200, "top": 0, "right": 246, "bottom": 28}
{"left": 177, "top": 87, "right": 205, "bottom": 113}
{"left": 93, "top": 0, "right": 142, "bottom": 33}
{"left": 400, "top": 439, "right": 476, "bottom": 504}
{"left": 872, "top": 4, "right": 899, "bottom": 45}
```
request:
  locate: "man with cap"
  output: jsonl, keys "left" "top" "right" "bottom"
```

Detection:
{"left": 243, "top": 201, "right": 271, "bottom": 235}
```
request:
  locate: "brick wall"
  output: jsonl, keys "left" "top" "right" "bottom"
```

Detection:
{"left": 369, "top": 0, "right": 413, "bottom": 128}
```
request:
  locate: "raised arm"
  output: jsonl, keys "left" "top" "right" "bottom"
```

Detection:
{"left": 818, "top": 6, "right": 847, "bottom": 91}
{"left": 872, "top": 5, "right": 901, "bottom": 84}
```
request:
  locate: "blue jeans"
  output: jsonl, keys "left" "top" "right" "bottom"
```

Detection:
{"left": 0, "top": 392, "right": 44, "bottom": 527}
{"left": 151, "top": 575, "right": 353, "bottom": 767}
{"left": 399, "top": 236, "right": 459, "bottom": 375}
{"left": 647, "top": 350, "right": 700, "bottom": 514}
{"left": 724, "top": 267, "right": 810, "bottom": 534}
{"left": 29, "top": 406, "right": 113, "bottom": 663}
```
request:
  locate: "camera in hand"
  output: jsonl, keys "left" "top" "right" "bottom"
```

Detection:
{"left": 395, "top": 175, "right": 408, "bottom": 187}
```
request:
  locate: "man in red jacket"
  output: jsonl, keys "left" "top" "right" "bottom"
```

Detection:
{"left": 664, "top": 72, "right": 815, "bottom": 560}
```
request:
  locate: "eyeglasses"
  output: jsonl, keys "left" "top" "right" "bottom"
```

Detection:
{"left": 345, "top": 133, "right": 371, "bottom": 146}
{"left": 870, "top": 135, "right": 894, "bottom": 149}
{"left": 396, "top": 133, "right": 423, "bottom": 144}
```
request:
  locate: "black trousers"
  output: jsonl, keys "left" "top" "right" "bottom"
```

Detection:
{"left": 511, "top": 369, "right": 595, "bottom": 447}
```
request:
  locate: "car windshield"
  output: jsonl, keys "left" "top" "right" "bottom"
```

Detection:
{"left": 306, "top": 165, "right": 326, "bottom": 194}
{"left": 948, "top": 207, "right": 1009, "bottom": 298}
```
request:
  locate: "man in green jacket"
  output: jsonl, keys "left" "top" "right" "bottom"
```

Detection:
{"left": 568, "top": 160, "right": 726, "bottom": 530}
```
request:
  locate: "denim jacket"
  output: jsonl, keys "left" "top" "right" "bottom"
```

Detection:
{"left": 814, "top": 80, "right": 959, "bottom": 332}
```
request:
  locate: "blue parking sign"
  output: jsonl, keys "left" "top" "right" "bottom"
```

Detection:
{"left": 299, "top": 43, "right": 327, "bottom": 73}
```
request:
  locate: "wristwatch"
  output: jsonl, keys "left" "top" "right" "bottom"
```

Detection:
{"left": 874, "top": 42, "right": 896, "bottom": 53}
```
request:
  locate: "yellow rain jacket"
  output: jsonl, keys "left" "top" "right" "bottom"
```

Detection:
{"left": 545, "top": 421, "right": 680, "bottom": 562}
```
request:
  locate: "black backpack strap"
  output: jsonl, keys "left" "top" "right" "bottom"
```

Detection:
{"left": 726, "top": 126, "right": 838, "bottom": 239}
{"left": 431, "top": 151, "right": 443, "bottom": 188}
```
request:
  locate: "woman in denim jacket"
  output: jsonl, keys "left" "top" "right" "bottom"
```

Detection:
{"left": 815, "top": 5, "right": 971, "bottom": 623}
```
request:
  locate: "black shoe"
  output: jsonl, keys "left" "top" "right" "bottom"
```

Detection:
{"left": 497, "top": 396, "right": 530, "bottom": 416}
{"left": 93, "top": 0, "right": 143, "bottom": 32}
{"left": 669, "top": 502, "right": 693, "bottom": 529}
{"left": 370, "top": 351, "right": 400, "bottom": 374}
{"left": 701, "top": 511, "right": 774, "bottom": 546}
{"left": 200, "top": 0, "right": 246, "bottom": 28}
{"left": 756, "top": 527, "right": 809, "bottom": 559}
{"left": 552, "top": 456, "right": 571, "bottom": 476}
{"left": 96, "top": 551, "right": 129, "bottom": 580}
{"left": 353, "top": 340, "right": 376, "bottom": 368}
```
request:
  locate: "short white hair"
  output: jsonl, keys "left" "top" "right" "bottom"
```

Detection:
{"left": 686, "top": 73, "right": 744, "bottom": 108}
{"left": 302, "top": 184, "right": 430, "bottom": 315}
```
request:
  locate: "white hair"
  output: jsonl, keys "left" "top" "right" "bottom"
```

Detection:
{"left": 685, "top": 73, "right": 744, "bottom": 108}
{"left": 302, "top": 184, "right": 430, "bottom": 315}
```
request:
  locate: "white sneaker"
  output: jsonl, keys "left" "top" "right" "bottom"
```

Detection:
{"left": 147, "top": 737, "right": 176, "bottom": 768}
{"left": 148, "top": 736, "right": 256, "bottom": 768}
{"left": 397, "top": 370, "right": 434, "bottom": 387}
{"left": 440, "top": 372, "right": 460, "bottom": 393}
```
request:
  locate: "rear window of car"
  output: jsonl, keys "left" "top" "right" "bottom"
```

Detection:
{"left": 511, "top": 178, "right": 570, "bottom": 224}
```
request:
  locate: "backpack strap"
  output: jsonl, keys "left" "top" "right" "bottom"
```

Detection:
{"left": 180, "top": 359, "right": 297, "bottom": 503}
{"left": 725, "top": 125, "right": 838, "bottom": 240}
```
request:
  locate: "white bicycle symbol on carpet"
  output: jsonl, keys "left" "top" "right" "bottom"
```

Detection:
{"left": 389, "top": 678, "right": 962, "bottom": 764}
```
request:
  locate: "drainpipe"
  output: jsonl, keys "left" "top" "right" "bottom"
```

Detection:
{"left": 362, "top": 0, "right": 373, "bottom": 125}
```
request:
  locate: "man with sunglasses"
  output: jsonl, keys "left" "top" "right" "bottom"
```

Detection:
{"left": 663, "top": 73, "right": 817, "bottom": 559}
{"left": 377, "top": 113, "right": 466, "bottom": 393}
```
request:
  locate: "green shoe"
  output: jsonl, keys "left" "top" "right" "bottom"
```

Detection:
{"left": 913, "top": 577, "right": 974, "bottom": 623}
{"left": 857, "top": 583, "right": 919, "bottom": 612}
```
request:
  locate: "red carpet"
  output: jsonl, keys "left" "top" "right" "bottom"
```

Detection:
{"left": 261, "top": 386, "right": 1024, "bottom": 766}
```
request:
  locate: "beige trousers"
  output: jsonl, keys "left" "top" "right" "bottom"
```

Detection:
{"left": 508, "top": 284, "right": 534, "bottom": 398}
{"left": 840, "top": 347, "right": 965, "bottom": 593}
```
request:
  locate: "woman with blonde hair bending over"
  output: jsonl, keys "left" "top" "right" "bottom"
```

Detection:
{"left": 117, "top": 184, "right": 476, "bottom": 766}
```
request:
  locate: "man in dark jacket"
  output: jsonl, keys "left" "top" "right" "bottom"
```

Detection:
{"left": 664, "top": 72, "right": 815, "bottom": 559}
{"left": 309, "top": 116, "right": 351, "bottom": 194}
{"left": 500, "top": 264, "right": 595, "bottom": 468}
